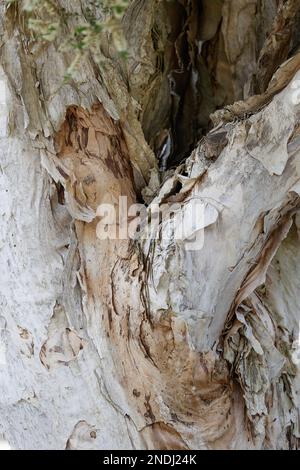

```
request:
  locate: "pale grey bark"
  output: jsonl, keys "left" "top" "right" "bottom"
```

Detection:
{"left": 0, "top": 0, "right": 300, "bottom": 450}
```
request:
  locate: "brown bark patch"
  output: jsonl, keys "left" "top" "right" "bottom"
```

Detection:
{"left": 54, "top": 104, "right": 135, "bottom": 216}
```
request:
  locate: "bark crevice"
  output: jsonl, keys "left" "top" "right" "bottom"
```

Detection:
{"left": 1, "top": 0, "right": 300, "bottom": 450}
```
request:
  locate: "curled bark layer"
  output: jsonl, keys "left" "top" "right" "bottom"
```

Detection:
{"left": 0, "top": 0, "right": 300, "bottom": 450}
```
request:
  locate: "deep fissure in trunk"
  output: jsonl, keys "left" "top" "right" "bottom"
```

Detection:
{"left": 0, "top": 0, "right": 300, "bottom": 450}
{"left": 135, "top": 0, "right": 300, "bottom": 172}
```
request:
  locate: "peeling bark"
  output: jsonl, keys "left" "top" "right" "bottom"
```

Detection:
{"left": 0, "top": 0, "right": 300, "bottom": 450}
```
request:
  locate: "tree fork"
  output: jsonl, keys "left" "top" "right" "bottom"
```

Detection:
{"left": 0, "top": 0, "right": 300, "bottom": 450}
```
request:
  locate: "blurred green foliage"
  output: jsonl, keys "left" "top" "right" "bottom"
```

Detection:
{"left": 6, "top": 0, "right": 129, "bottom": 79}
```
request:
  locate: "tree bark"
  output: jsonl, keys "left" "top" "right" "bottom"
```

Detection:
{"left": 0, "top": 0, "right": 300, "bottom": 450}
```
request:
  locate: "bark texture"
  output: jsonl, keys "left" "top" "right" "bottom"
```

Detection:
{"left": 0, "top": 0, "right": 300, "bottom": 450}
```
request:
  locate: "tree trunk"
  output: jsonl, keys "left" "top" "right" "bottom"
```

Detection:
{"left": 0, "top": 0, "right": 300, "bottom": 450}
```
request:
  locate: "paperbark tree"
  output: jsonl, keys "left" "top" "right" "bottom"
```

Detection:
{"left": 0, "top": 0, "right": 300, "bottom": 450}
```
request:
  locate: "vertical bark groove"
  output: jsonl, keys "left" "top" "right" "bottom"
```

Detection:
{"left": 0, "top": 0, "right": 300, "bottom": 450}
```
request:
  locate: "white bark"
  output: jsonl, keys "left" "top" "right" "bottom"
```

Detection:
{"left": 0, "top": 0, "right": 300, "bottom": 450}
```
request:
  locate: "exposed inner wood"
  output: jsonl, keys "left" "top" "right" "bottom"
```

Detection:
{"left": 1, "top": 0, "right": 300, "bottom": 450}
